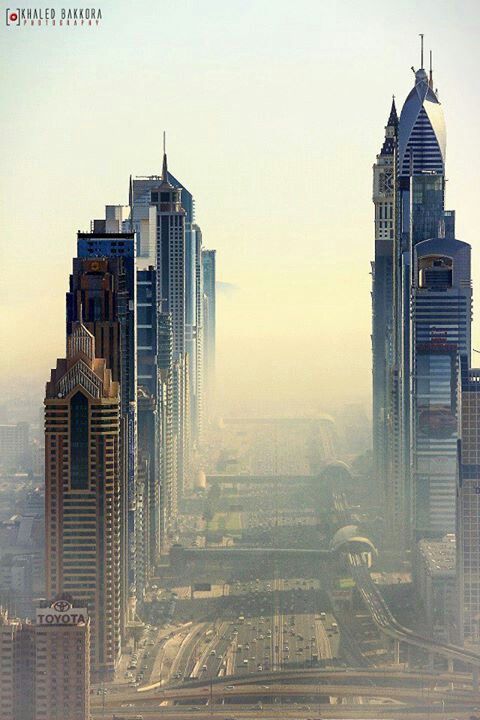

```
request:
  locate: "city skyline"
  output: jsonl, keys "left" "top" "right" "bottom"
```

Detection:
{"left": 2, "top": 1, "right": 480, "bottom": 417}
{"left": 3, "top": 6, "right": 480, "bottom": 717}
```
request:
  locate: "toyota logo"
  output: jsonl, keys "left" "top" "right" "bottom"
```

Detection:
{"left": 52, "top": 600, "right": 72, "bottom": 612}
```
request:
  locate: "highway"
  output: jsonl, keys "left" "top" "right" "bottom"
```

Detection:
{"left": 138, "top": 575, "right": 337, "bottom": 691}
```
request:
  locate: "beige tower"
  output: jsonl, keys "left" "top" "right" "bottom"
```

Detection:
{"left": 45, "top": 321, "right": 121, "bottom": 679}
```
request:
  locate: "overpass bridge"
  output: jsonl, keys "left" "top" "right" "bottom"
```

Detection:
{"left": 108, "top": 668, "right": 480, "bottom": 713}
{"left": 174, "top": 546, "right": 331, "bottom": 560}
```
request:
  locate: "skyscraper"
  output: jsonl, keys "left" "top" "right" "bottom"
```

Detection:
{"left": 136, "top": 266, "right": 161, "bottom": 564}
{"left": 136, "top": 266, "right": 177, "bottom": 553}
{"left": 374, "top": 42, "right": 450, "bottom": 548}
{"left": 72, "top": 233, "right": 140, "bottom": 606}
{"left": 0, "top": 600, "right": 90, "bottom": 720}
{"left": 395, "top": 51, "right": 447, "bottom": 546}
{"left": 157, "top": 311, "right": 176, "bottom": 541}
{"left": 412, "top": 236, "right": 471, "bottom": 537}
{"left": 0, "top": 610, "right": 27, "bottom": 720}
{"left": 131, "top": 153, "right": 186, "bottom": 358}
{"left": 194, "top": 223, "right": 204, "bottom": 444}
{"left": 457, "top": 357, "right": 480, "bottom": 645}
{"left": 371, "top": 99, "right": 397, "bottom": 511}
{"left": 202, "top": 249, "right": 216, "bottom": 420}
{"left": 130, "top": 154, "right": 190, "bottom": 509}
{"left": 34, "top": 597, "right": 90, "bottom": 720}
{"left": 45, "top": 322, "right": 121, "bottom": 678}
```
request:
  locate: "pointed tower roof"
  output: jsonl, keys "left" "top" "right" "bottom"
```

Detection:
{"left": 160, "top": 131, "right": 173, "bottom": 189}
{"left": 398, "top": 41, "right": 445, "bottom": 176}
{"left": 379, "top": 97, "right": 397, "bottom": 157}
{"left": 387, "top": 97, "right": 398, "bottom": 129}
{"left": 67, "top": 321, "right": 95, "bottom": 362}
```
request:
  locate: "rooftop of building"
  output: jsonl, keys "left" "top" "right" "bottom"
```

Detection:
{"left": 0, "top": 513, "right": 44, "bottom": 551}
{"left": 77, "top": 232, "right": 134, "bottom": 239}
{"left": 417, "top": 534, "right": 456, "bottom": 576}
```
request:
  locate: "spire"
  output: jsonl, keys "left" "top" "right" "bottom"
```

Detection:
{"left": 419, "top": 33, "right": 424, "bottom": 69}
{"left": 160, "top": 130, "right": 173, "bottom": 188}
{"left": 379, "top": 96, "right": 398, "bottom": 156}
{"left": 429, "top": 50, "right": 433, "bottom": 89}
{"left": 162, "top": 131, "right": 168, "bottom": 179}
{"left": 387, "top": 96, "right": 398, "bottom": 129}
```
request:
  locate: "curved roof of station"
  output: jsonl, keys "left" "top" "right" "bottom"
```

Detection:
{"left": 330, "top": 524, "right": 377, "bottom": 555}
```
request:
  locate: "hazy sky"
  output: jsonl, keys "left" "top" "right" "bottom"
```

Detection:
{"left": 1, "top": 0, "right": 480, "bottom": 419}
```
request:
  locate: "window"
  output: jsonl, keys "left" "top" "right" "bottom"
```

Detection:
{"left": 70, "top": 392, "right": 89, "bottom": 490}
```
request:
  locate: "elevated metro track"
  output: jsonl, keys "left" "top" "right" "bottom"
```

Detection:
{"left": 349, "top": 552, "right": 480, "bottom": 670}
{"left": 331, "top": 490, "right": 480, "bottom": 671}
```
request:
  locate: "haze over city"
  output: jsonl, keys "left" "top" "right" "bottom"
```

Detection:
{"left": 2, "top": 0, "right": 480, "bottom": 417}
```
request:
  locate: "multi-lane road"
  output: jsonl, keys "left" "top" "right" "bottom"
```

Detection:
{"left": 137, "top": 576, "right": 337, "bottom": 690}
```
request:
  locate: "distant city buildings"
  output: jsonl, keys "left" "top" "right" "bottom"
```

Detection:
{"left": 0, "top": 512, "right": 44, "bottom": 619}
{"left": 0, "top": 422, "right": 30, "bottom": 471}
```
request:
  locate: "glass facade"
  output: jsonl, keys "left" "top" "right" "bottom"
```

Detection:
{"left": 70, "top": 392, "right": 89, "bottom": 490}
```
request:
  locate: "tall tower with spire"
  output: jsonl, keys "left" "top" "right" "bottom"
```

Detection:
{"left": 394, "top": 38, "right": 448, "bottom": 547}
{"left": 373, "top": 38, "right": 456, "bottom": 549}
{"left": 129, "top": 147, "right": 190, "bottom": 529}
{"left": 371, "top": 98, "right": 397, "bottom": 512}
{"left": 154, "top": 148, "right": 186, "bottom": 358}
